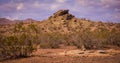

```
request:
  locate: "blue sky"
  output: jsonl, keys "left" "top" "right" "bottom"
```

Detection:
{"left": 0, "top": 0, "right": 120, "bottom": 22}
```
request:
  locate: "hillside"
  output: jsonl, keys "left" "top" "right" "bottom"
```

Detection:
{"left": 0, "top": 18, "right": 17, "bottom": 25}
{"left": 37, "top": 10, "right": 120, "bottom": 33}
{"left": 0, "top": 10, "right": 120, "bottom": 49}
{"left": 0, "top": 9, "right": 120, "bottom": 59}
{"left": 0, "top": 10, "right": 120, "bottom": 33}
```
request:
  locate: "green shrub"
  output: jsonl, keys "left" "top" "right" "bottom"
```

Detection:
{"left": 39, "top": 33, "right": 61, "bottom": 49}
{"left": 106, "top": 32, "right": 120, "bottom": 47}
{"left": 0, "top": 22, "right": 38, "bottom": 59}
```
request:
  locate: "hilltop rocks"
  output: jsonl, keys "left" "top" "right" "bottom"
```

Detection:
{"left": 54, "top": 10, "right": 69, "bottom": 16}
{"left": 49, "top": 10, "right": 75, "bottom": 20}
{"left": 61, "top": 13, "right": 74, "bottom": 20}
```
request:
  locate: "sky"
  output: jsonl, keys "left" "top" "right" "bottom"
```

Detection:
{"left": 0, "top": 0, "right": 120, "bottom": 23}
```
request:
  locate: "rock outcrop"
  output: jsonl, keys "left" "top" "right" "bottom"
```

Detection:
{"left": 49, "top": 10, "right": 75, "bottom": 20}
{"left": 54, "top": 10, "right": 69, "bottom": 16}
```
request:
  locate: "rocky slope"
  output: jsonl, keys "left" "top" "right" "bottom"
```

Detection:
{"left": 0, "top": 9, "right": 120, "bottom": 34}
{"left": 36, "top": 10, "right": 120, "bottom": 33}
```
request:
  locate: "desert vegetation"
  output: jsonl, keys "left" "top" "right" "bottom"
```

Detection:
{"left": 0, "top": 22, "right": 120, "bottom": 59}
{"left": 0, "top": 22, "right": 38, "bottom": 59}
{"left": 0, "top": 10, "right": 120, "bottom": 61}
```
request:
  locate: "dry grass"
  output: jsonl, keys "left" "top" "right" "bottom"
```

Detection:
{"left": 1, "top": 48, "right": 120, "bottom": 63}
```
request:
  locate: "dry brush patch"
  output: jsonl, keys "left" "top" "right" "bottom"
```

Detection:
{"left": 0, "top": 22, "right": 38, "bottom": 59}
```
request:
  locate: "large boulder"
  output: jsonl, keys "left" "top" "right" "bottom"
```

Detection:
{"left": 54, "top": 10, "right": 69, "bottom": 16}
{"left": 49, "top": 10, "right": 75, "bottom": 20}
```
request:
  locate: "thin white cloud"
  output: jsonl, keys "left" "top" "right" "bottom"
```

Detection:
{"left": 76, "top": 0, "right": 101, "bottom": 7}
{"left": 50, "top": 4, "right": 61, "bottom": 10}
{"left": 56, "top": 0, "right": 66, "bottom": 3}
{"left": 34, "top": 1, "right": 41, "bottom": 7}
{"left": 115, "top": 8, "right": 120, "bottom": 12}
{"left": 100, "top": 0, "right": 120, "bottom": 8}
{"left": 0, "top": 3, "right": 16, "bottom": 11}
{"left": 76, "top": 0, "right": 87, "bottom": 6}
{"left": 14, "top": 16, "right": 19, "bottom": 20}
{"left": 5, "top": 16, "right": 11, "bottom": 20}
{"left": 76, "top": 0, "right": 120, "bottom": 9}
{"left": 101, "top": 0, "right": 118, "bottom": 5}
{"left": 16, "top": 3, "right": 24, "bottom": 10}
{"left": 5, "top": 15, "right": 19, "bottom": 20}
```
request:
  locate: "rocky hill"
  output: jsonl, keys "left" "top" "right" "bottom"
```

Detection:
{"left": 36, "top": 10, "right": 120, "bottom": 33}
{"left": 0, "top": 10, "right": 120, "bottom": 33}
{"left": 0, "top": 9, "right": 120, "bottom": 51}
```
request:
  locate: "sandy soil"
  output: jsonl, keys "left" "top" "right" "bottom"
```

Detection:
{"left": 0, "top": 48, "right": 120, "bottom": 63}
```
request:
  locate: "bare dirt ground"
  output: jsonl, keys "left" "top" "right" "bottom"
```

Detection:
{"left": 0, "top": 47, "right": 120, "bottom": 63}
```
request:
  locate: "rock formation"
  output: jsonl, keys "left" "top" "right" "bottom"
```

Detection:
{"left": 49, "top": 10, "right": 75, "bottom": 20}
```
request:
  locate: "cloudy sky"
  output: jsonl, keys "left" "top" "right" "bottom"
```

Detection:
{"left": 0, "top": 0, "right": 120, "bottom": 22}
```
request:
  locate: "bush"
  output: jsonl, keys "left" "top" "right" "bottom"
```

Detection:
{"left": 39, "top": 33, "right": 61, "bottom": 49}
{"left": 0, "top": 35, "right": 36, "bottom": 58}
{"left": 106, "top": 32, "right": 120, "bottom": 47}
{"left": 68, "top": 31, "right": 109, "bottom": 50}
{"left": 0, "top": 22, "right": 38, "bottom": 59}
